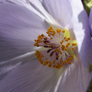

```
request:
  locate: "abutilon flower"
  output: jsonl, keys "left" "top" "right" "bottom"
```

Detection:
{"left": 0, "top": 0, "right": 92, "bottom": 92}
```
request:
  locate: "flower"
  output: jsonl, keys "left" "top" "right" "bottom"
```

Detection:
{"left": 0, "top": 0, "right": 92, "bottom": 92}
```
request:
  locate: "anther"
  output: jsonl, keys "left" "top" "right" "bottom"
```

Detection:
{"left": 64, "top": 37, "right": 66, "bottom": 39}
{"left": 62, "top": 30, "right": 65, "bottom": 33}
{"left": 34, "top": 26, "right": 77, "bottom": 69}
{"left": 72, "top": 48, "right": 74, "bottom": 50}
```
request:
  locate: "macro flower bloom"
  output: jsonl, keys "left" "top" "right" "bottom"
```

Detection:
{"left": 0, "top": 0, "right": 92, "bottom": 92}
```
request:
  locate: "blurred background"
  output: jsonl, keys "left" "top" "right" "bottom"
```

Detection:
{"left": 82, "top": 0, "right": 92, "bottom": 92}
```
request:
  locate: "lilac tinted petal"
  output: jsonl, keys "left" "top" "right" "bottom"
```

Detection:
{"left": 5, "top": 0, "right": 58, "bottom": 24}
{"left": 66, "top": 19, "right": 76, "bottom": 40}
{"left": 0, "top": 3, "right": 48, "bottom": 61}
{"left": 0, "top": 51, "right": 36, "bottom": 80}
{"left": 71, "top": 0, "right": 91, "bottom": 67}
{"left": 0, "top": 60, "right": 63, "bottom": 92}
{"left": 28, "top": 0, "right": 57, "bottom": 24}
{"left": 0, "top": 57, "right": 91, "bottom": 92}
{"left": 56, "top": 59, "right": 91, "bottom": 92}
{"left": 89, "top": 8, "right": 92, "bottom": 35}
{"left": 42, "top": 0, "right": 72, "bottom": 27}
{"left": 1, "top": 0, "right": 46, "bottom": 19}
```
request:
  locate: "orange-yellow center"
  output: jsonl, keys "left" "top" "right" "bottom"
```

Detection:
{"left": 34, "top": 26, "right": 77, "bottom": 69}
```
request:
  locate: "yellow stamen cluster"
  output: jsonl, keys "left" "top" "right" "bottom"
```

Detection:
{"left": 35, "top": 48, "right": 74, "bottom": 69}
{"left": 35, "top": 51, "right": 44, "bottom": 64}
{"left": 34, "top": 34, "right": 45, "bottom": 47}
{"left": 34, "top": 26, "right": 77, "bottom": 69}
{"left": 72, "top": 43, "right": 77, "bottom": 46}
{"left": 56, "top": 29, "right": 61, "bottom": 35}
{"left": 54, "top": 48, "right": 62, "bottom": 54}
{"left": 35, "top": 50, "right": 73, "bottom": 69}
{"left": 72, "top": 43, "right": 77, "bottom": 50}
{"left": 65, "top": 37, "right": 71, "bottom": 41}
{"left": 66, "top": 43, "right": 70, "bottom": 48}
{"left": 47, "top": 27, "right": 56, "bottom": 36}
{"left": 62, "top": 30, "right": 65, "bottom": 33}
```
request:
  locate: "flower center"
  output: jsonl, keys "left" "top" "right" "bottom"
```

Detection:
{"left": 34, "top": 26, "right": 77, "bottom": 69}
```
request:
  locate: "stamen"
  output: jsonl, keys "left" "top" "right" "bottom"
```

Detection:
{"left": 62, "top": 30, "right": 65, "bottom": 33}
{"left": 72, "top": 48, "right": 75, "bottom": 51}
{"left": 34, "top": 26, "right": 77, "bottom": 69}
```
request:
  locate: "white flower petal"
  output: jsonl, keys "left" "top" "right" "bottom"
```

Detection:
{"left": 0, "top": 60, "right": 64, "bottom": 92}
{"left": 70, "top": 0, "right": 91, "bottom": 67}
{"left": 28, "top": 0, "right": 58, "bottom": 24}
{"left": 0, "top": 3, "right": 48, "bottom": 61}
{"left": 55, "top": 59, "right": 91, "bottom": 92}
{"left": 42, "top": 0, "right": 72, "bottom": 27}
{"left": 0, "top": 56, "right": 91, "bottom": 92}
{"left": 0, "top": 51, "right": 36, "bottom": 81}
{"left": 3, "top": 0, "right": 58, "bottom": 25}
{"left": 1, "top": 0, "right": 46, "bottom": 20}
